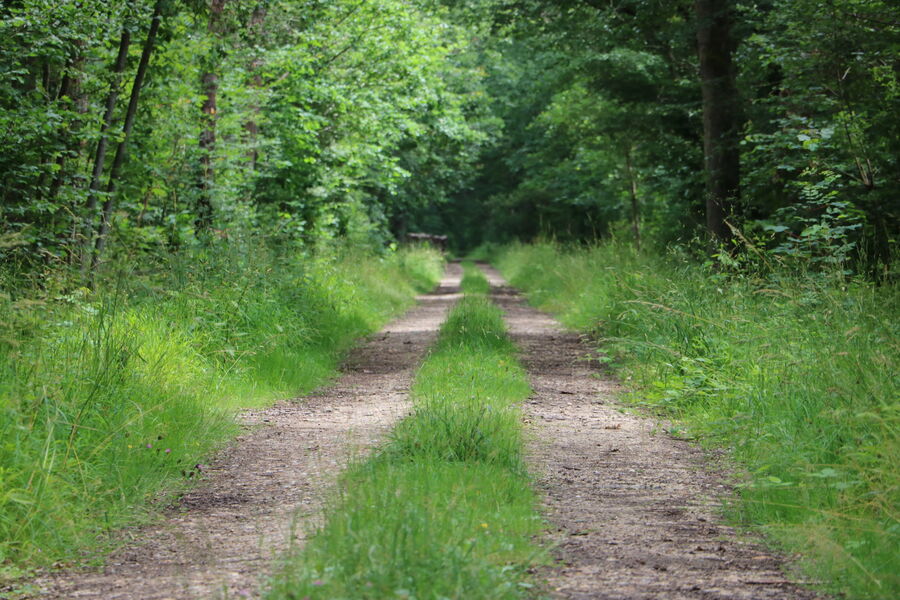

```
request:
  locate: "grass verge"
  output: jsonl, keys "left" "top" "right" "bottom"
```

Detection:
{"left": 496, "top": 241, "right": 899, "bottom": 599}
{"left": 0, "top": 244, "right": 443, "bottom": 580}
{"left": 266, "top": 274, "right": 545, "bottom": 599}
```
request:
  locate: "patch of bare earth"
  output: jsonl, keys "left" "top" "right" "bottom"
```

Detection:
{"left": 480, "top": 265, "right": 822, "bottom": 600}
{"left": 29, "top": 264, "right": 462, "bottom": 600}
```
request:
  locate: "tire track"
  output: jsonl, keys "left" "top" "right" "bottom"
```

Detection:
{"left": 30, "top": 264, "right": 462, "bottom": 600}
{"left": 481, "top": 264, "right": 822, "bottom": 600}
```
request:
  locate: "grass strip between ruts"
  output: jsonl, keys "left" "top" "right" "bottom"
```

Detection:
{"left": 460, "top": 260, "right": 492, "bottom": 296}
{"left": 266, "top": 267, "right": 546, "bottom": 600}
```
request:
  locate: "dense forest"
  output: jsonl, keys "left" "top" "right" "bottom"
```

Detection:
{"left": 2, "top": 0, "right": 897, "bottom": 271}
{"left": 1, "top": 0, "right": 898, "bottom": 598}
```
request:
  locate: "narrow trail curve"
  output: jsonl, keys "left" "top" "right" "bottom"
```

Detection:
{"left": 480, "top": 265, "right": 822, "bottom": 600}
{"left": 31, "top": 264, "right": 462, "bottom": 600}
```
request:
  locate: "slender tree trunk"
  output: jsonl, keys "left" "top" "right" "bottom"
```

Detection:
{"left": 196, "top": 0, "right": 228, "bottom": 233}
{"left": 243, "top": 2, "right": 267, "bottom": 174}
{"left": 89, "top": 0, "right": 165, "bottom": 277}
{"left": 695, "top": 0, "right": 740, "bottom": 241}
{"left": 50, "top": 44, "right": 88, "bottom": 202}
{"left": 47, "top": 72, "right": 74, "bottom": 198}
{"left": 624, "top": 145, "right": 641, "bottom": 250}
{"left": 80, "top": 29, "right": 131, "bottom": 272}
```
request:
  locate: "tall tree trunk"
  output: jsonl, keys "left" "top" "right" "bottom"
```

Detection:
{"left": 695, "top": 0, "right": 740, "bottom": 241}
{"left": 196, "top": 0, "right": 229, "bottom": 233}
{"left": 80, "top": 29, "right": 131, "bottom": 272}
{"left": 624, "top": 145, "right": 641, "bottom": 250}
{"left": 50, "top": 44, "right": 87, "bottom": 202}
{"left": 243, "top": 2, "right": 267, "bottom": 175}
{"left": 89, "top": 0, "right": 165, "bottom": 278}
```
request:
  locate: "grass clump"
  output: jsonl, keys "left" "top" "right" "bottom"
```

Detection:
{"left": 0, "top": 244, "right": 443, "bottom": 579}
{"left": 496, "top": 241, "right": 899, "bottom": 599}
{"left": 267, "top": 287, "right": 544, "bottom": 599}
{"left": 389, "top": 296, "right": 529, "bottom": 471}
{"left": 460, "top": 261, "right": 491, "bottom": 295}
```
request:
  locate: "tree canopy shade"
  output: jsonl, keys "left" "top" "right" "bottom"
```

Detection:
{"left": 1, "top": 0, "right": 897, "bottom": 274}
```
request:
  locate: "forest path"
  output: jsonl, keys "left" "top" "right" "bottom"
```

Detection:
{"left": 30, "top": 264, "right": 463, "bottom": 600}
{"left": 480, "top": 264, "right": 822, "bottom": 600}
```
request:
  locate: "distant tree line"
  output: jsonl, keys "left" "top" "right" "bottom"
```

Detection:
{"left": 418, "top": 0, "right": 897, "bottom": 277}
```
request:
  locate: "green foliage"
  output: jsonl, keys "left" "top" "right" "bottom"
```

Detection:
{"left": 267, "top": 277, "right": 544, "bottom": 600}
{"left": 498, "top": 241, "right": 900, "bottom": 599}
{"left": 0, "top": 244, "right": 442, "bottom": 576}
{"left": 0, "top": 0, "right": 494, "bottom": 271}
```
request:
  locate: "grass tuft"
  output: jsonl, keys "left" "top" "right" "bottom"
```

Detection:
{"left": 460, "top": 261, "right": 492, "bottom": 295}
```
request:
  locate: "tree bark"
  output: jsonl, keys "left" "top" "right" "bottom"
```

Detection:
{"left": 50, "top": 44, "right": 88, "bottom": 203}
{"left": 695, "top": 0, "right": 740, "bottom": 241}
{"left": 196, "top": 0, "right": 229, "bottom": 233}
{"left": 89, "top": 0, "right": 165, "bottom": 276}
{"left": 81, "top": 28, "right": 131, "bottom": 271}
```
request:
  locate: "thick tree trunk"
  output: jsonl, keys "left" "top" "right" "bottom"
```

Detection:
{"left": 695, "top": 0, "right": 740, "bottom": 241}
{"left": 81, "top": 29, "right": 131, "bottom": 271}
{"left": 196, "top": 0, "right": 229, "bottom": 233}
{"left": 89, "top": 0, "right": 165, "bottom": 277}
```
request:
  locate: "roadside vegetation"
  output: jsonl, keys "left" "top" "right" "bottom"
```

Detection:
{"left": 267, "top": 267, "right": 545, "bottom": 599}
{"left": 3, "top": 0, "right": 897, "bottom": 594}
{"left": 0, "top": 244, "right": 442, "bottom": 579}
{"left": 497, "top": 241, "right": 899, "bottom": 599}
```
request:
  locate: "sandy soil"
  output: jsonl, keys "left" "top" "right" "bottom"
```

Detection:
{"left": 27, "top": 264, "right": 462, "bottom": 600}
{"left": 480, "top": 264, "right": 823, "bottom": 600}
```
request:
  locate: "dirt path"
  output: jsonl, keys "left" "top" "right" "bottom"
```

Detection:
{"left": 30, "top": 264, "right": 462, "bottom": 600}
{"left": 480, "top": 265, "right": 822, "bottom": 600}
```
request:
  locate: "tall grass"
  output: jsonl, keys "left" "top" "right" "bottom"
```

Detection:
{"left": 267, "top": 279, "right": 545, "bottom": 599}
{"left": 0, "top": 244, "right": 443, "bottom": 579}
{"left": 496, "top": 241, "right": 899, "bottom": 599}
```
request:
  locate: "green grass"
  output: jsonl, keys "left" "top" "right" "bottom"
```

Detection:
{"left": 0, "top": 244, "right": 443, "bottom": 580}
{"left": 496, "top": 241, "right": 899, "bottom": 600}
{"left": 460, "top": 261, "right": 491, "bottom": 295}
{"left": 266, "top": 294, "right": 545, "bottom": 600}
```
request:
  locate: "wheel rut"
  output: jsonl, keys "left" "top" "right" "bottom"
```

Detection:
{"left": 480, "top": 265, "right": 823, "bottom": 600}
{"left": 29, "top": 264, "right": 462, "bottom": 600}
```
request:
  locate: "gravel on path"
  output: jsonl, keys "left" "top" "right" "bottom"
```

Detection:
{"left": 480, "top": 264, "right": 822, "bottom": 600}
{"left": 29, "top": 263, "right": 462, "bottom": 600}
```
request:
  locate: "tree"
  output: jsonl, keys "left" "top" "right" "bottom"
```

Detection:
{"left": 80, "top": 28, "right": 131, "bottom": 273}
{"left": 694, "top": 0, "right": 741, "bottom": 241}
{"left": 90, "top": 0, "right": 166, "bottom": 276}
{"left": 196, "top": 0, "right": 229, "bottom": 233}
